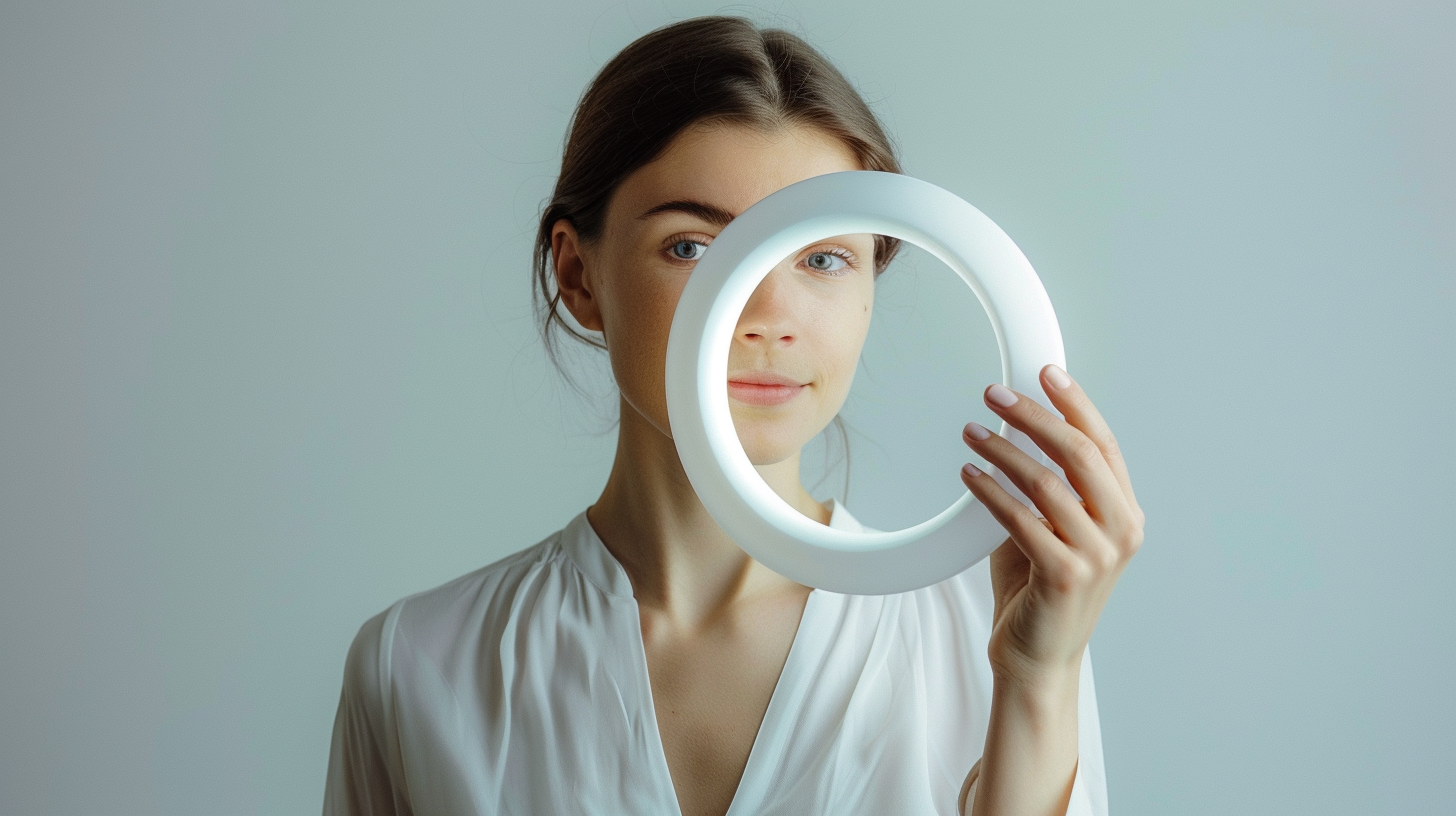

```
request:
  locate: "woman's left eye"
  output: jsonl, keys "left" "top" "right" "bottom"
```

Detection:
{"left": 802, "top": 249, "right": 853, "bottom": 276}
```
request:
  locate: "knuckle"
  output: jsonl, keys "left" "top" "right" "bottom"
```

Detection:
{"left": 1029, "top": 471, "right": 1064, "bottom": 498}
{"left": 1103, "top": 435, "right": 1124, "bottom": 457}
{"left": 1068, "top": 437, "right": 1102, "bottom": 469}
{"left": 1092, "top": 544, "right": 1121, "bottom": 573}
{"left": 1013, "top": 400, "right": 1048, "bottom": 427}
{"left": 1065, "top": 558, "right": 1094, "bottom": 588}
{"left": 1104, "top": 445, "right": 1127, "bottom": 470}
{"left": 1120, "top": 527, "right": 1145, "bottom": 555}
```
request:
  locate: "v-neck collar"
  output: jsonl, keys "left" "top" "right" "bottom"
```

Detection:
{"left": 559, "top": 498, "right": 868, "bottom": 815}
{"left": 724, "top": 498, "right": 870, "bottom": 814}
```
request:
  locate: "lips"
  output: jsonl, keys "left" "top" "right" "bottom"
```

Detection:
{"left": 727, "top": 372, "right": 808, "bottom": 407}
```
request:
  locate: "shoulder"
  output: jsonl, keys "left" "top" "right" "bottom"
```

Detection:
{"left": 345, "top": 524, "right": 577, "bottom": 682}
{"left": 399, "top": 527, "right": 575, "bottom": 650}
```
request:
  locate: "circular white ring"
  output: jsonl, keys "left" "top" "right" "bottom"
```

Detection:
{"left": 664, "top": 171, "right": 1066, "bottom": 595}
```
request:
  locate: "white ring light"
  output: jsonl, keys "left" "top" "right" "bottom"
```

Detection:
{"left": 665, "top": 170, "right": 1066, "bottom": 595}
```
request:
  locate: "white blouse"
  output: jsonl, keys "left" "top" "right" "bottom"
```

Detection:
{"left": 324, "top": 499, "right": 1109, "bottom": 815}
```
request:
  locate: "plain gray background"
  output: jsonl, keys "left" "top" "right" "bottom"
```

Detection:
{"left": 2, "top": 1, "right": 1452, "bottom": 813}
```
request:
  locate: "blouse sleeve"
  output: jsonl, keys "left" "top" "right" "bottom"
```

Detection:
{"left": 323, "top": 605, "right": 411, "bottom": 816}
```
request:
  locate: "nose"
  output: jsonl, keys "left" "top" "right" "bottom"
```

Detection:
{"left": 735, "top": 263, "right": 799, "bottom": 347}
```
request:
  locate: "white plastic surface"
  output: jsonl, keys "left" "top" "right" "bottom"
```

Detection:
{"left": 664, "top": 170, "right": 1066, "bottom": 594}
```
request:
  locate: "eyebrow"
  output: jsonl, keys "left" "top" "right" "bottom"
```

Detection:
{"left": 636, "top": 199, "right": 739, "bottom": 228}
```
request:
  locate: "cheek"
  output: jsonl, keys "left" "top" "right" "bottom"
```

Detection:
{"left": 825, "top": 337, "right": 865, "bottom": 397}
{"left": 835, "top": 290, "right": 874, "bottom": 362}
{"left": 812, "top": 294, "right": 874, "bottom": 402}
{"left": 602, "top": 270, "right": 686, "bottom": 416}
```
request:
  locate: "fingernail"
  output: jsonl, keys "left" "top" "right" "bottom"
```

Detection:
{"left": 1045, "top": 364, "right": 1072, "bottom": 390}
{"left": 986, "top": 383, "right": 1018, "bottom": 408}
{"left": 962, "top": 462, "right": 982, "bottom": 478}
{"left": 963, "top": 421, "right": 991, "bottom": 441}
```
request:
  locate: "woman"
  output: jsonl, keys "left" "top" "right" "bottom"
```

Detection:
{"left": 324, "top": 15, "right": 1143, "bottom": 816}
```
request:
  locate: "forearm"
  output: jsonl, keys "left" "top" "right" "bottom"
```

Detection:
{"left": 962, "top": 658, "right": 1081, "bottom": 816}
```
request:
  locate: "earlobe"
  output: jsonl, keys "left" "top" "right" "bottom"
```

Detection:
{"left": 551, "top": 219, "right": 605, "bottom": 333}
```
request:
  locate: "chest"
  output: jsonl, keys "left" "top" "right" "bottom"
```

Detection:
{"left": 639, "top": 589, "right": 810, "bottom": 816}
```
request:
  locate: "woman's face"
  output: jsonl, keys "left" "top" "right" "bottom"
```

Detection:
{"left": 553, "top": 122, "right": 875, "bottom": 466}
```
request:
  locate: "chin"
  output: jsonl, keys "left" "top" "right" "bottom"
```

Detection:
{"left": 736, "top": 432, "right": 812, "bottom": 467}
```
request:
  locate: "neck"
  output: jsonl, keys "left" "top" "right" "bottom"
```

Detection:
{"left": 585, "top": 396, "right": 830, "bottom": 627}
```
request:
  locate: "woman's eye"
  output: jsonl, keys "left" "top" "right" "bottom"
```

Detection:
{"left": 668, "top": 239, "right": 707, "bottom": 262}
{"left": 803, "top": 250, "right": 852, "bottom": 275}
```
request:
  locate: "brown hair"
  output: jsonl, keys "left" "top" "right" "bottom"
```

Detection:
{"left": 531, "top": 14, "right": 905, "bottom": 500}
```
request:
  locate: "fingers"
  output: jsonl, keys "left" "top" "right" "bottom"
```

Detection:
{"left": 960, "top": 460, "right": 1072, "bottom": 574}
{"left": 1037, "top": 365, "right": 1145, "bottom": 528}
{"left": 979, "top": 379, "right": 1135, "bottom": 531}
{"left": 963, "top": 420, "right": 1103, "bottom": 546}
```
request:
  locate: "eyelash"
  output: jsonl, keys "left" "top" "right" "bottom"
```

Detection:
{"left": 662, "top": 234, "right": 859, "bottom": 276}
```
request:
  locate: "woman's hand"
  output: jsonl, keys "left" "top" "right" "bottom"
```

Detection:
{"left": 956, "top": 364, "right": 1143, "bottom": 815}
{"left": 959, "top": 363, "right": 1145, "bottom": 690}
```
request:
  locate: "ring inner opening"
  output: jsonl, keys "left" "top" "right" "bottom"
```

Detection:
{"left": 726, "top": 236, "right": 1003, "bottom": 534}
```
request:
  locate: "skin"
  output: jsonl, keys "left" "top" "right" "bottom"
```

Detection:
{"left": 550, "top": 122, "right": 1145, "bottom": 816}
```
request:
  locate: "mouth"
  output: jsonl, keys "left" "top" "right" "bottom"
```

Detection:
{"left": 727, "top": 373, "right": 808, "bottom": 407}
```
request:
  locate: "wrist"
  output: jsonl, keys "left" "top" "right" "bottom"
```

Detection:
{"left": 990, "top": 637, "right": 1084, "bottom": 682}
{"left": 990, "top": 657, "right": 1081, "bottom": 725}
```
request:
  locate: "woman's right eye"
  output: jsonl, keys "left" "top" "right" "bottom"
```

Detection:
{"left": 667, "top": 238, "right": 708, "bottom": 262}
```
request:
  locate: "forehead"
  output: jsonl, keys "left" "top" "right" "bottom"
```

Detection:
{"left": 610, "top": 123, "right": 864, "bottom": 229}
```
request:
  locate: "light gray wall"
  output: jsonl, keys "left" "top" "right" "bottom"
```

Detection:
{"left": 2, "top": 2, "right": 1451, "bottom": 813}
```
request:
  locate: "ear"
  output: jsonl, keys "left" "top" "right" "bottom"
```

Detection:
{"left": 551, "top": 218, "right": 605, "bottom": 333}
